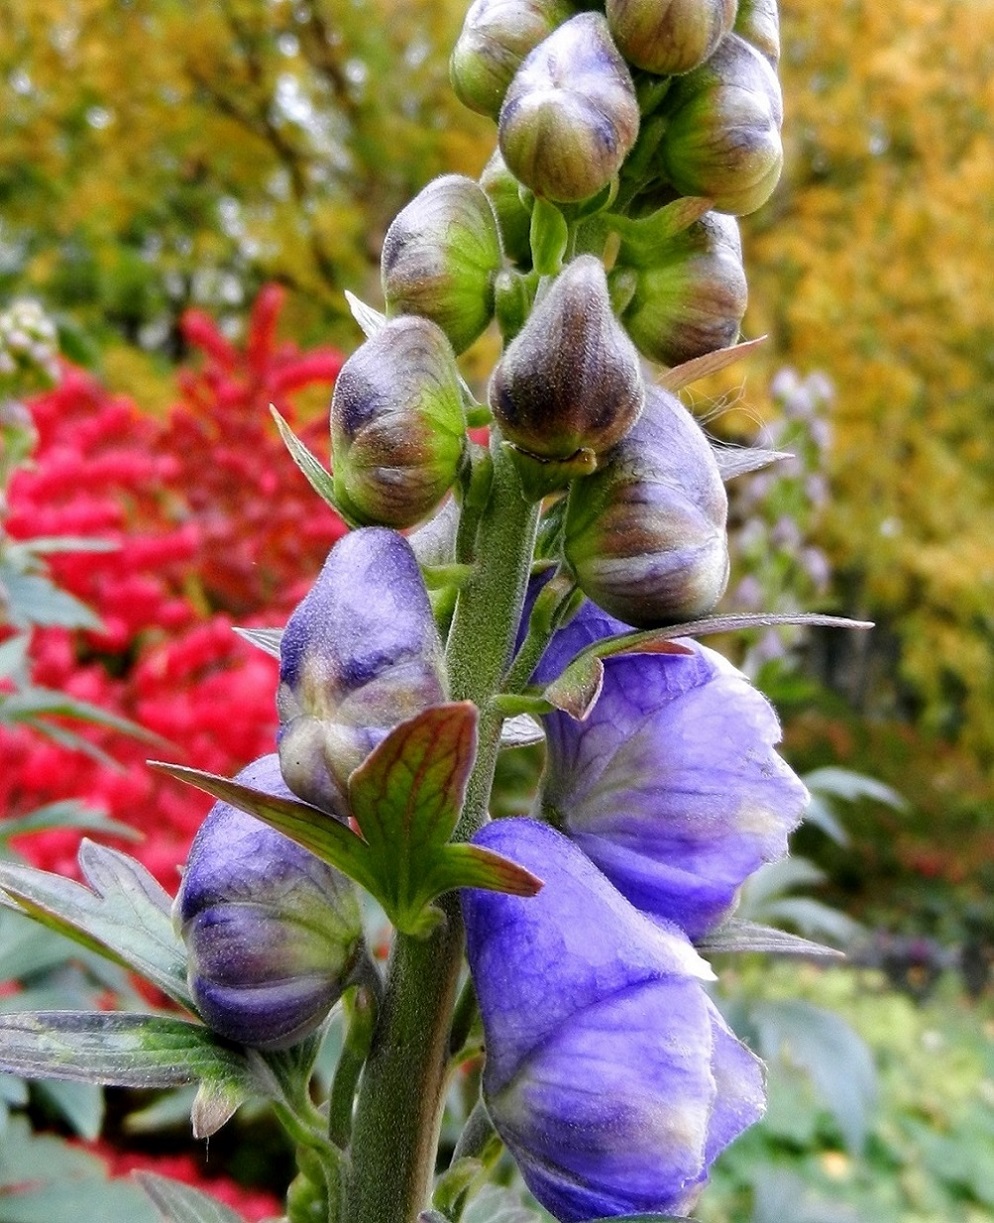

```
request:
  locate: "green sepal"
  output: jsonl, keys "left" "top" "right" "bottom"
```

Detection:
{"left": 0, "top": 841, "right": 192, "bottom": 1009}
{"left": 493, "top": 268, "right": 535, "bottom": 343}
{"left": 153, "top": 704, "right": 541, "bottom": 938}
{"left": 502, "top": 441, "right": 598, "bottom": 502}
{"left": 269, "top": 405, "right": 360, "bottom": 527}
{"left": 608, "top": 196, "right": 713, "bottom": 262}
{"left": 529, "top": 197, "right": 569, "bottom": 276}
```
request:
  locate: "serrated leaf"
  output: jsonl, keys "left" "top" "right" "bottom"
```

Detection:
{"left": 269, "top": 404, "right": 352, "bottom": 521}
{"left": 0, "top": 841, "right": 192, "bottom": 1009}
{"left": 659, "top": 337, "right": 767, "bottom": 391}
{"left": 232, "top": 625, "right": 282, "bottom": 658}
{"left": 0, "top": 1012, "right": 251, "bottom": 1092}
{"left": 136, "top": 1173, "right": 248, "bottom": 1223}
{"left": 696, "top": 918, "right": 844, "bottom": 959}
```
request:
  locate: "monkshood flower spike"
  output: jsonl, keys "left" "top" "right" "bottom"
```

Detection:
{"left": 463, "top": 818, "right": 765, "bottom": 1222}
{"left": 533, "top": 598, "right": 810, "bottom": 938}
{"left": 175, "top": 754, "right": 364, "bottom": 1051}
{"left": 277, "top": 527, "right": 447, "bottom": 815}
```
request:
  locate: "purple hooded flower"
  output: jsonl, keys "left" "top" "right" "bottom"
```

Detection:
{"left": 176, "top": 755, "right": 363, "bottom": 1050}
{"left": 534, "top": 601, "right": 809, "bottom": 937}
{"left": 277, "top": 527, "right": 447, "bottom": 815}
{"left": 463, "top": 818, "right": 765, "bottom": 1222}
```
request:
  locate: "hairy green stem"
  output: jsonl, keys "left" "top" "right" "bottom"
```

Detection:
{"left": 343, "top": 439, "right": 538, "bottom": 1223}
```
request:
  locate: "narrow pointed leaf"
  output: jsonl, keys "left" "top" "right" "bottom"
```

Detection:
{"left": 270, "top": 405, "right": 354, "bottom": 522}
{"left": 712, "top": 445, "right": 791, "bottom": 480}
{"left": 231, "top": 625, "right": 283, "bottom": 658}
{"left": 0, "top": 1012, "right": 251, "bottom": 1090}
{"left": 344, "top": 289, "right": 387, "bottom": 338}
{"left": 423, "top": 843, "right": 543, "bottom": 899}
{"left": 0, "top": 799, "right": 140, "bottom": 842}
{"left": 136, "top": 1171, "right": 249, "bottom": 1223}
{"left": 0, "top": 842, "right": 191, "bottom": 1008}
{"left": 149, "top": 762, "right": 376, "bottom": 895}
{"left": 696, "top": 919, "right": 845, "bottom": 959}
{"left": 659, "top": 337, "right": 767, "bottom": 390}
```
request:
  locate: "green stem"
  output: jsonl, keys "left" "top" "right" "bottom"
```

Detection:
{"left": 343, "top": 439, "right": 539, "bottom": 1223}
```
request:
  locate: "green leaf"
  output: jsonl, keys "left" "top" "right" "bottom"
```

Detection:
{"left": 0, "top": 841, "right": 193, "bottom": 1009}
{"left": 269, "top": 405, "right": 353, "bottom": 522}
{"left": 0, "top": 565, "right": 103, "bottom": 631}
{"left": 347, "top": 703, "right": 542, "bottom": 934}
{"left": 148, "top": 761, "right": 378, "bottom": 895}
{"left": 135, "top": 1171, "right": 248, "bottom": 1223}
{"left": 696, "top": 918, "right": 845, "bottom": 959}
{"left": 460, "top": 1184, "right": 545, "bottom": 1223}
{"left": 153, "top": 706, "right": 542, "bottom": 937}
{"left": 0, "top": 800, "right": 140, "bottom": 843}
{"left": 0, "top": 1012, "right": 251, "bottom": 1092}
{"left": 803, "top": 765, "right": 907, "bottom": 810}
{"left": 0, "top": 686, "right": 165, "bottom": 743}
{"left": 34, "top": 1077, "right": 104, "bottom": 1140}
{"left": 751, "top": 999, "right": 877, "bottom": 1155}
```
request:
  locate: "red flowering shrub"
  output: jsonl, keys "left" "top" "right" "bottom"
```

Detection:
{"left": 1, "top": 287, "right": 345, "bottom": 884}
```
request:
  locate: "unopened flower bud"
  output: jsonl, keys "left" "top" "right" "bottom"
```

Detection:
{"left": 657, "top": 34, "right": 783, "bottom": 216}
{"left": 331, "top": 317, "right": 466, "bottom": 528}
{"left": 463, "top": 818, "right": 766, "bottom": 1221}
{"left": 278, "top": 528, "right": 447, "bottom": 814}
{"left": 735, "top": 0, "right": 780, "bottom": 66}
{"left": 619, "top": 211, "right": 748, "bottom": 366}
{"left": 607, "top": 0, "right": 736, "bottom": 77}
{"left": 176, "top": 755, "right": 363, "bottom": 1050}
{"left": 499, "top": 13, "right": 639, "bottom": 203}
{"left": 480, "top": 149, "right": 533, "bottom": 266}
{"left": 382, "top": 175, "right": 502, "bottom": 354}
{"left": 563, "top": 385, "right": 728, "bottom": 625}
{"left": 451, "top": 0, "right": 576, "bottom": 119}
{"left": 489, "top": 255, "right": 644, "bottom": 465}
{"left": 532, "top": 607, "right": 810, "bottom": 938}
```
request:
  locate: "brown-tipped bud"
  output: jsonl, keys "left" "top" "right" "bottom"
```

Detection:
{"left": 619, "top": 211, "right": 747, "bottom": 367}
{"left": 607, "top": 0, "right": 736, "bottom": 77}
{"left": 735, "top": 0, "right": 780, "bottom": 67}
{"left": 563, "top": 385, "right": 728, "bottom": 626}
{"left": 480, "top": 149, "right": 534, "bottom": 266}
{"left": 489, "top": 255, "right": 644, "bottom": 464}
{"left": 499, "top": 13, "right": 639, "bottom": 203}
{"left": 382, "top": 175, "right": 502, "bottom": 355}
{"left": 331, "top": 317, "right": 465, "bottom": 529}
{"left": 451, "top": 0, "right": 577, "bottom": 119}
{"left": 657, "top": 34, "right": 783, "bottom": 216}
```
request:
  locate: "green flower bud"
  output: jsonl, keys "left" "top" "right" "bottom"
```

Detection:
{"left": 657, "top": 34, "right": 783, "bottom": 216}
{"left": 451, "top": 0, "right": 577, "bottom": 119}
{"left": 607, "top": 0, "right": 736, "bottom": 77}
{"left": 563, "top": 385, "right": 728, "bottom": 626}
{"left": 489, "top": 255, "right": 644, "bottom": 465}
{"left": 382, "top": 175, "right": 502, "bottom": 354}
{"left": 735, "top": 0, "right": 780, "bottom": 67}
{"left": 331, "top": 317, "right": 466, "bottom": 528}
{"left": 619, "top": 210, "right": 747, "bottom": 367}
{"left": 480, "top": 148, "right": 534, "bottom": 266}
{"left": 499, "top": 13, "right": 639, "bottom": 203}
